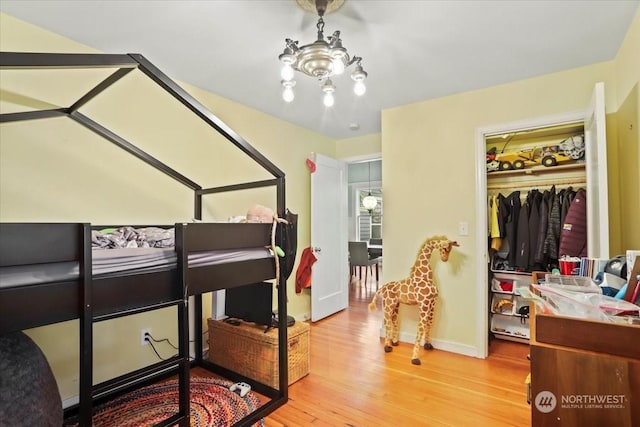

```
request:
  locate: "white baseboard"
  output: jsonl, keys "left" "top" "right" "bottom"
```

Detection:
{"left": 289, "top": 311, "right": 311, "bottom": 322}
{"left": 62, "top": 395, "right": 79, "bottom": 409}
{"left": 379, "top": 328, "right": 482, "bottom": 359}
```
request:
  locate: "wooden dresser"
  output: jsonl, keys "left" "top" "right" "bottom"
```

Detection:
{"left": 529, "top": 272, "right": 640, "bottom": 426}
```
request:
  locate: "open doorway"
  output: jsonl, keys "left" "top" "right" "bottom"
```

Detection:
{"left": 347, "top": 159, "right": 382, "bottom": 301}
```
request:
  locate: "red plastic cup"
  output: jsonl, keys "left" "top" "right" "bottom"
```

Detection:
{"left": 559, "top": 259, "right": 580, "bottom": 275}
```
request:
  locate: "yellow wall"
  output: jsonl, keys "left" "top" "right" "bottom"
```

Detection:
{"left": 613, "top": 8, "right": 640, "bottom": 252}
{"left": 614, "top": 8, "right": 640, "bottom": 105}
{"left": 0, "top": 13, "right": 334, "bottom": 400}
{"left": 381, "top": 10, "right": 639, "bottom": 352}
{"left": 336, "top": 133, "right": 381, "bottom": 159}
{"left": 614, "top": 85, "right": 639, "bottom": 252}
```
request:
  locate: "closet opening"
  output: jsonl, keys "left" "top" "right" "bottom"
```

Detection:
{"left": 485, "top": 121, "right": 587, "bottom": 349}
{"left": 474, "top": 89, "right": 610, "bottom": 359}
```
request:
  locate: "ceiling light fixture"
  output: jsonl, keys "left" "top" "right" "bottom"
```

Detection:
{"left": 362, "top": 161, "right": 377, "bottom": 213}
{"left": 279, "top": 0, "right": 367, "bottom": 106}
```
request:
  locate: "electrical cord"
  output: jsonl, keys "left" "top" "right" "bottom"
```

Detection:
{"left": 145, "top": 332, "right": 179, "bottom": 350}
{"left": 144, "top": 330, "right": 209, "bottom": 360}
{"left": 145, "top": 338, "right": 177, "bottom": 361}
{"left": 188, "top": 329, "right": 208, "bottom": 344}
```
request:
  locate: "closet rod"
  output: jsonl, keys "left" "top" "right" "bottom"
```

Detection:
{"left": 487, "top": 178, "right": 586, "bottom": 191}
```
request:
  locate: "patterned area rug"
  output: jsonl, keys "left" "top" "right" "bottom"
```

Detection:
{"left": 65, "top": 377, "right": 263, "bottom": 427}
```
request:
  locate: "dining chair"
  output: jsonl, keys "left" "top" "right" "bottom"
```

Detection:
{"left": 348, "top": 241, "right": 381, "bottom": 290}
{"left": 368, "top": 238, "right": 383, "bottom": 258}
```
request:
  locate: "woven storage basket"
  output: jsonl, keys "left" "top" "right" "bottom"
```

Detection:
{"left": 207, "top": 318, "right": 309, "bottom": 388}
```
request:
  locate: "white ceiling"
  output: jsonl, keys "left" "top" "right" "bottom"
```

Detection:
{"left": 1, "top": 0, "right": 638, "bottom": 139}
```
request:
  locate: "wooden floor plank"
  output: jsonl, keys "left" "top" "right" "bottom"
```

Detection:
{"left": 263, "top": 277, "right": 531, "bottom": 426}
{"left": 195, "top": 275, "right": 531, "bottom": 426}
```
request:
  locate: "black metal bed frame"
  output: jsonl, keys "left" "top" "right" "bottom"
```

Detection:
{"left": 0, "top": 51, "right": 289, "bottom": 427}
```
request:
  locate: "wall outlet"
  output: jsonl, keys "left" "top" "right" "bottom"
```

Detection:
{"left": 140, "top": 328, "right": 151, "bottom": 346}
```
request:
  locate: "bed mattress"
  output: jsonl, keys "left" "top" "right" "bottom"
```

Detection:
{"left": 0, "top": 247, "right": 272, "bottom": 289}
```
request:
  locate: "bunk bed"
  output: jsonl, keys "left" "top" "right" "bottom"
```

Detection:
{"left": 0, "top": 52, "right": 291, "bottom": 427}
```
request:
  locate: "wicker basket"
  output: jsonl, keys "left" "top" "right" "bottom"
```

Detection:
{"left": 207, "top": 318, "right": 310, "bottom": 388}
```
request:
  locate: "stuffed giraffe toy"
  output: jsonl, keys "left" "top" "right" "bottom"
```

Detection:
{"left": 369, "top": 235, "right": 459, "bottom": 365}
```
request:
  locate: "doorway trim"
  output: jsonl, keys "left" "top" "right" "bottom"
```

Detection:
{"left": 474, "top": 110, "right": 585, "bottom": 358}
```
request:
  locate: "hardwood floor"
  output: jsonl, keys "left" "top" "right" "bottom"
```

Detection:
{"left": 264, "top": 276, "right": 532, "bottom": 426}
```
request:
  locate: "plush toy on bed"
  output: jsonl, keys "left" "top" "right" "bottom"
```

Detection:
{"left": 246, "top": 204, "right": 275, "bottom": 223}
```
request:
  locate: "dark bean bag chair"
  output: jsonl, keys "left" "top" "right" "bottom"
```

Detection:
{"left": 0, "top": 331, "right": 63, "bottom": 426}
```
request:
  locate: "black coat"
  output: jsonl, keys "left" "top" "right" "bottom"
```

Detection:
{"left": 503, "top": 191, "right": 521, "bottom": 266}
{"left": 543, "top": 187, "right": 562, "bottom": 261}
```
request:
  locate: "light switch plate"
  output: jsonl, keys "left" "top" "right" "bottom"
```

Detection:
{"left": 458, "top": 221, "right": 469, "bottom": 236}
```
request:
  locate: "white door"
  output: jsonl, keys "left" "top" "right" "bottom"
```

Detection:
{"left": 310, "top": 153, "right": 348, "bottom": 321}
{"left": 584, "top": 82, "right": 610, "bottom": 259}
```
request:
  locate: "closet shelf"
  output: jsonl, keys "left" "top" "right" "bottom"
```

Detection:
{"left": 487, "top": 162, "right": 585, "bottom": 178}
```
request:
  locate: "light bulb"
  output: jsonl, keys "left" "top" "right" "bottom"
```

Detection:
{"left": 281, "top": 64, "right": 294, "bottom": 81}
{"left": 322, "top": 78, "right": 336, "bottom": 108}
{"left": 350, "top": 62, "right": 368, "bottom": 97}
{"left": 332, "top": 57, "right": 345, "bottom": 75}
{"left": 281, "top": 80, "right": 296, "bottom": 103}
{"left": 362, "top": 194, "right": 377, "bottom": 210}
{"left": 323, "top": 91, "right": 335, "bottom": 107}
{"left": 283, "top": 86, "right": 294, "bottom": 103}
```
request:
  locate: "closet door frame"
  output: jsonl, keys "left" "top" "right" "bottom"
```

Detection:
{"left": 474, "top": 110, "right": 588, "bottom": 358}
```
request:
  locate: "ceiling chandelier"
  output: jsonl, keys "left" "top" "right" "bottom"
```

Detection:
{"left": 279, "top": 0, "right": 368, "bottom": 107}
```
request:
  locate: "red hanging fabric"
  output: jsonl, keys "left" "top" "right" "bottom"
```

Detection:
{"left": 295, "top": 247, "right": 317, "bottom": 293}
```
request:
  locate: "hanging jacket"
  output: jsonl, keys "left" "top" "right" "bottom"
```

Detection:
{"left": 543, "top": 186, "right": 562, "bottom": 262}
{"left": 559, "top": 189, "right": 588, "bottom": 257}
{"left": 490, "top": 195, "right": 502, "bottom": 251}
{"left": 497, "top": 193, "right": 508, "bottom": 238}
{"left": 559, "top": 187, "right": 576, "bottom": 228}
{"left": 515, "top": 197, "right": 530, "bottom": 270}
{"left": 515, "top": 189, "right": 542, "bottom": 270}
{"left": 534, "top": 189, "right": 551, "bottom": 266}
{"left": 527, "top": 190, "right": 542, "bottom": 270}
{"left": 504, "top": 191, "right": 521, "bottom": 266}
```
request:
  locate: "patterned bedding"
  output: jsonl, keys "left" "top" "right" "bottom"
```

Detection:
{"left": 0, "top": 225, "right": 272, "bottom": 289}
{"left": 91, "top": 227, "right": 175, "bottom": 249}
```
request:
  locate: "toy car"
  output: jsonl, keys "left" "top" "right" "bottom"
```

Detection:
{"left": 486, "top": 147, "right": 500, "bottom": 172}
{"left": 486, "top": 160, "right": 500, "bottom": 172}
{"left": 493, "top": 146, "right": 575, "bottom": 171}
{"left": 538, "top": 145, "right": 574, "bottom": 167}
{"left": 494, "top": 148, "right": 539, "bottom": 170}
{"left": 558, "top": 134, "right": 585, "bottom": 160}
